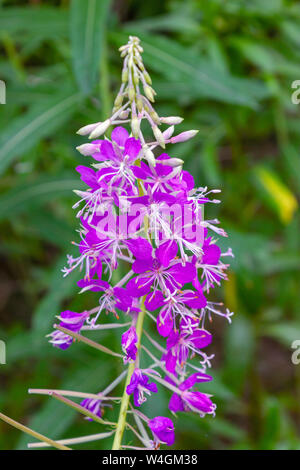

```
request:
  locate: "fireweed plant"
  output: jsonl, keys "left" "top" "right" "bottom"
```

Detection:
{"left": 24, "top": 37, "right": 234, "bottom": 450}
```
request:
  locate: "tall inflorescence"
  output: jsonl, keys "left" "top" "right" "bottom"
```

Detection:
{"left": 49, "top": 36, "right": 234, "bottom": 450}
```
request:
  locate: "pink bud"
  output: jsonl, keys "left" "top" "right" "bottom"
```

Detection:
{"left": 170, "top": 130, "right": 199, "bottom": 144}
{"left": 162, "top": 125, "right": 175, "bottom": 140}
{"left": 160, "top": 116, "right": 184, "bottom": 125}
{"left": 76, "top": 122, "right": 100, "bottom": 136}
{"left": 76, "top": 143, "right": 99, "bottom": 156}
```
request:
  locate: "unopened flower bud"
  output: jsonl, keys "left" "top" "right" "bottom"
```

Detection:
{"left": 144, "top": 85, "right": 155, "bottom": 102}
{"left": 143, "top": 145, "right": 156, "bottom": 167}
{"left": 137, "top": 97, "right": 143, "bottom": 113}
{"left": 150, "top": 111, "right": 160, "bottom": 125}
{"left": 89, "top": 119, "right": 111, "bottom": 139}
{"left": 159, "top": 157, "right": 184, "bottom": 167}
{"left": 122, "top": 69, "right": 128, "bottom": 82}
{"left": 170, "top": 130, "right": 199, "bottom": 144}
{"left": 119, "top": 110, "right": 129, "bottom": 120}
{"left": 160, "top": 116, "right": 184, "bottom": 125}
{"left": 128, "top": 56, "right": 134, "bottom": 68}
{"left": 77, "top": 122, "right": 100, "bottom": 136}
{"left": 152, "top": 126, "right": 165, "bottom": 149}
{"left": 131, "top": 117, "right": 140, "bottom": 138}
{"left": 143, "top": 71, "right": 152, "bottom": 85}
{"left": 76, "top": 143, "right": 98, "bottom": 156}
{"left": 162, "top": 125, "right": 175, "bottom": 140}
{"left": 128, "top": 86, "right": 135, "bottom": 102}
{"left": 114, "top": 94, "right": 123, "bottom": 108}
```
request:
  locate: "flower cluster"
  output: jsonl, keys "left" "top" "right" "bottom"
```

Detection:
{"left": 48, "top": 36, "right": 234, "bottom": 450}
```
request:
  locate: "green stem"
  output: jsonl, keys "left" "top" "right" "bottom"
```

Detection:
{"left": 112, "top": 298, "right": 146, "bottom": 450}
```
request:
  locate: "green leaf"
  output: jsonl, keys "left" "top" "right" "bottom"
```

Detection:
{"left": 253, "top": 166, "right": 298, "bottom": 224}
{"left": 0, "top": 91, "right": 82, "bottom": 174}
{"left": 263, "top": 322, "right": 300, "bottom": 347}
{"left": 0, "top": 7, "right": 68, "bottom": 38}
{"left": 259, "top": 398, "right": 281, "bottom": 450}
{"left": 125, "top": 13, "right": 200, "bottom": 34}
{"left": 0, "top": 172, "right": 85, "bottom": 220}
{"left": 223, "top": 315, "right": 255, "bottom": 392}
{"left": 70, "top": 0, "right": 111, "bottom": 94}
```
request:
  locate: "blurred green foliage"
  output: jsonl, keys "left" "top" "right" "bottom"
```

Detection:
{"left": 0, "top": 0, "right": 300, "bottom": 450}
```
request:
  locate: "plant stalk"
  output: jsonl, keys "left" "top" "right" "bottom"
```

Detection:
{"left": 112, "top": 298, "right": 146, "bottom": 450}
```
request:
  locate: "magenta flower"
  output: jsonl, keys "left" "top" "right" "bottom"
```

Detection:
{"left": 167, "top": 372, "right": 215, "bottom": 416}
{"left": 122, "top": 326, "right": 138, "bottom": 363}
{"left": 126, "top": 239, "right": 196, "bottom": 297}
{"left": 126, "top": 369, "right": 158, "bottom": 406}
{"left": 48, "top": 310, "right": 89, "bottom": 350}
{"left": 148, "top": 416, "right": 175, "bottom": 446}
{"left": 164, "top": 328, "right": 212, "bottom": 373}
{"left": 80, "top": 398, "right": 103, "bottom": 421}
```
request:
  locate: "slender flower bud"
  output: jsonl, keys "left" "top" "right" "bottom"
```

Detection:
{"left": 170, "top": 130, "right": 199, "bottom": 144}
{"left": 159, "top": 157, "right": 184, "bottom": 167}
{"left": 122, "top": 69, "right": 128, "bottom": 82}
{"left": 144, "top": 85, "right": 155, "bottom": 102}
{"left": 143, "top": 145, "right": 156, "bottom": 167}
{"left": 137, "top": 96, "right": 143, "bottom": 113}
{"left": 152, "top": 125, "right": 165, "bottom": 149}
{"left": 162, "top": 125, "right": 175, "bottom": 140}
{"left": 114, "top": 94, "right": 123, "bottom": 108}
{"left": 131, "top": 117, "right": 140, "bottom": 138}
{"left": 160, "top": 116, "right": 184, "bottom": 125}
{"left": 150, "top": 111, "right": 160, "bottom": 125}
{"left": 89, "top": 119, "right": 111, "bottom": 139}
{"left": 143, "top": 70, "right": 152, "bottom": 85}
{"left": 77, "top": 122, "right": 100, "bottom": 136}
{"left": 76, "top": 143, "right": 98, "bottom": 156}
{"left": 128, "top": 86, "right": 135, "bottom": 102}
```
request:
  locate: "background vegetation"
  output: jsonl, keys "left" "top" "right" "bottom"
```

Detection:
{"left": 0, "top": 0, "right": 300, "bottom": 450}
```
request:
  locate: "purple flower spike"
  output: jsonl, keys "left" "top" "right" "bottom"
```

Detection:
{"left": 122, "top": 326, "right": 138, "bottom": 363}
{"left": 148, "top": 416, "right": 175, "bottom": 447}
{"left": 126, "top": 369, "right": 158, "bottom": 406}
{"left": 51, "top": 36, "right": 234, "bottom": 449}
